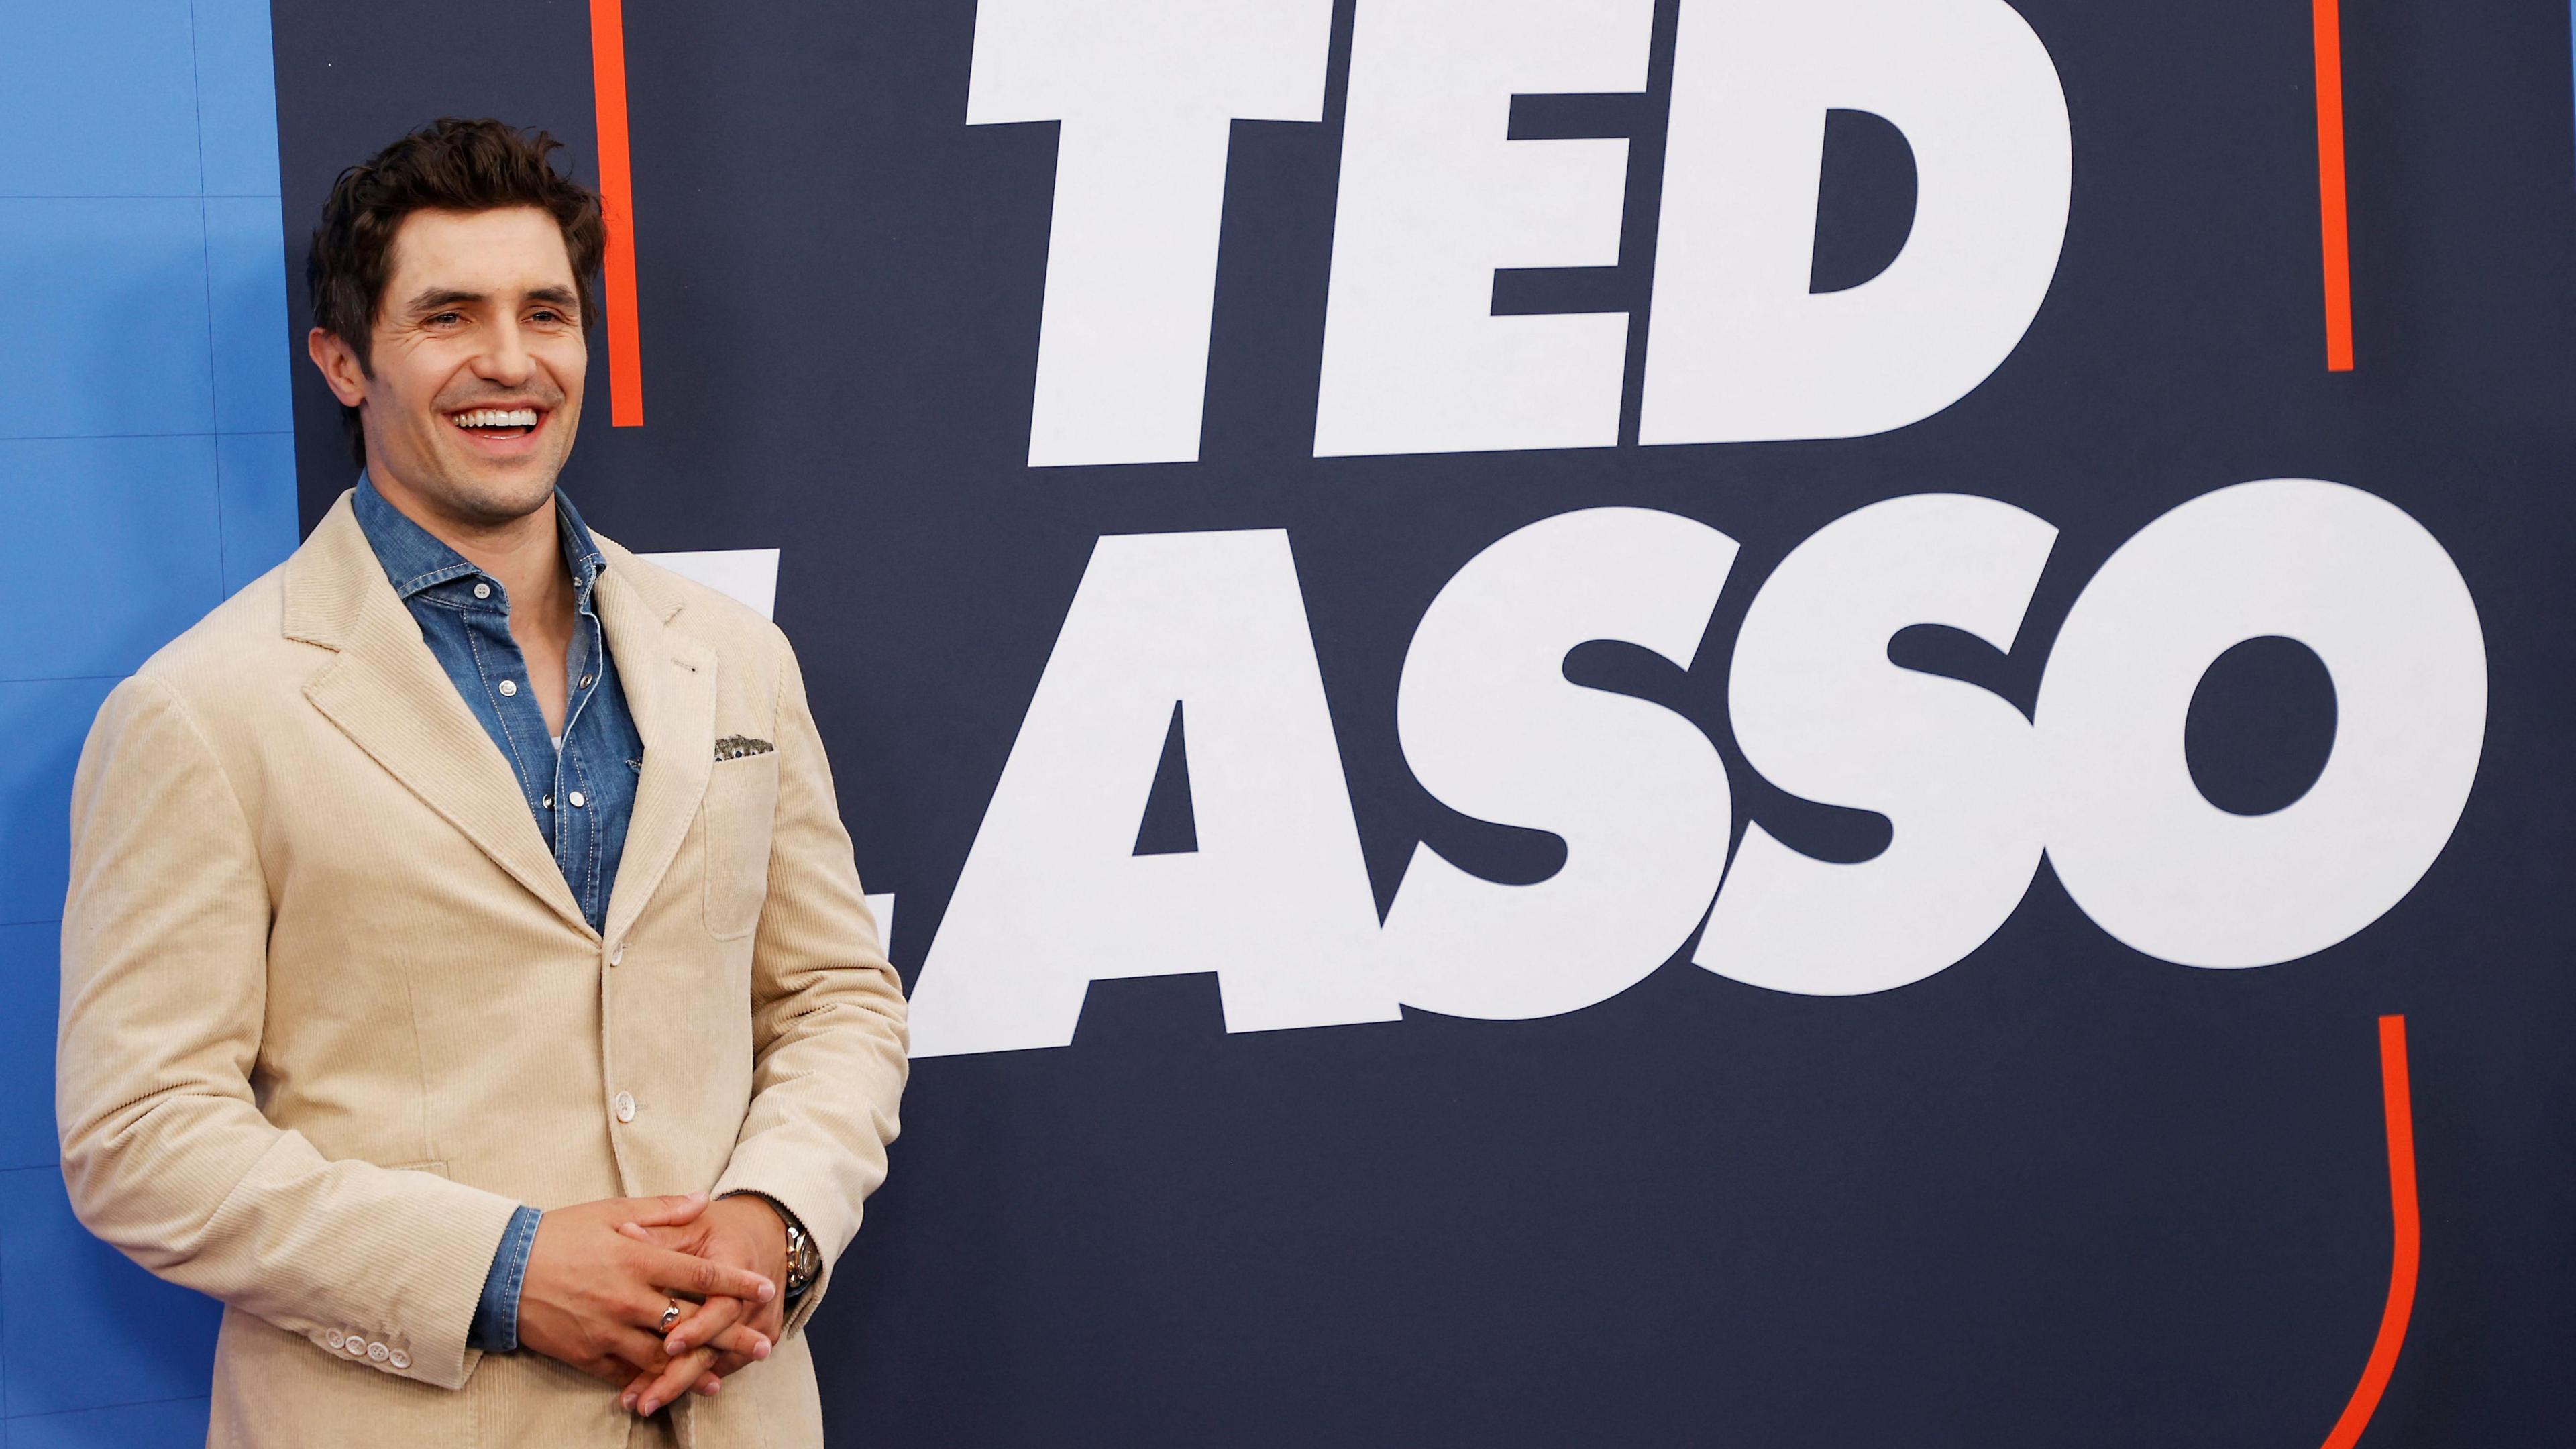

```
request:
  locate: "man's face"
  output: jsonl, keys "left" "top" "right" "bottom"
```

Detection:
{"left": 312, "top": 205, "right": 587, "bottom": 525}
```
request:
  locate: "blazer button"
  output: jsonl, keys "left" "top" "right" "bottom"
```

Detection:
{"left": 345, "top": 1337, "right": 368, "bottom": 1357}
{"left": 609, "top": 944, "right": 625, "bottom": 967}
{"left": 613, "top": 1091, "right": 637, "bottom": 1123}
{"left": 389, "top": 1349, "right": 411, "bottom": 1370}
{"left": 325, "top": 1328, "right": 346, "bottom": 1349}
{"left": 367, "top": 1342, "right": 390, "bottom": 1363}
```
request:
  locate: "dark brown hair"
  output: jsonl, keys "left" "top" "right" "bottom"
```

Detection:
{"left": 307, "top": 118, "right": 606, "bottom": 465}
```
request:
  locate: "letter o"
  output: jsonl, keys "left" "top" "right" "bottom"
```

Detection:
{"left": 2037, "top": 479, "right": 2486, "bottom": 968}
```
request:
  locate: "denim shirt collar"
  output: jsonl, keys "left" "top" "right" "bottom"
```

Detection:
{"left": 352, "top": 471, "right": 606, "bottom": 603}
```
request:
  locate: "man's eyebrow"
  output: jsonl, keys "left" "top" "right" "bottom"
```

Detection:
{"left": 399, "top": 286, "right": 578, "bottom": 314}
{"left": 402, "top": 287, "right": 485, "bottom": 313}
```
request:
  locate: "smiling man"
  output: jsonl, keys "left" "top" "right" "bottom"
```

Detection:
{"left": 54, "top": 119, "right": 907, "bottom": 1447}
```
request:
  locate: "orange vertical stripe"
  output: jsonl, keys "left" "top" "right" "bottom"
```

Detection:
{"left": 2312, "top": 0, "right": 2355, "bottom": 370}
{"left": 2320, "top": 1016, "right": 2418, "bottom": 1449}
{"left": 590, "top": 0, "right": 645, "bottom": 425}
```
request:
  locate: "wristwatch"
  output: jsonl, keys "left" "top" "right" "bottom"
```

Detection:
{"left": 780, "top": 1212, "right": 819, "bottom": 1300}
{"left": 723, "top": 1191, "right": 821, "bottom": 1300}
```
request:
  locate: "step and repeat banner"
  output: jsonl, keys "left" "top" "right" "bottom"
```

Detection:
{"left": 273, "top": 1, "right": 2571, "bottom": 1443}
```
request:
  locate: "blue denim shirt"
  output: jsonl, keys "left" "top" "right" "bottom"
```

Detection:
{"left": 353, "top": 476, "right": 645, "bottom": 1353}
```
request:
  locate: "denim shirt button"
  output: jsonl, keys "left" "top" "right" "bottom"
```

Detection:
{"left": 496, "top": 679, "right": 518, "bottom": 697}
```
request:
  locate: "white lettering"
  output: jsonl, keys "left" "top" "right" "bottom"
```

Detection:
{"left": 910, "top": 480, "right": 2489, "bottom": 1055}
{"left": 2037, "top": 480, "right": 2487, "bottom": 968}
{"left": 1384, "top": 508, "right": 1737, "bottom": 1018}
{"left": 967, "top": 0, "right": 1334, "bottom": 466}
{"left": 1639, "top": 0, "right": 2072, "bottom": 445}
{"left": 1697, "top": 494, "right": 2055, "bottom": 995}
{"left": 908, "top": 531, "right": 1397, "bottom": 1057}
{"left": 1313, "top": 0, "right": 1654, "bottom": 458}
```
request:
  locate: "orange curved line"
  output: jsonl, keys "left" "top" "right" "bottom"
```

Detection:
{"left": 2320, "top": 1016, "right": 2418, "bottom": 1449}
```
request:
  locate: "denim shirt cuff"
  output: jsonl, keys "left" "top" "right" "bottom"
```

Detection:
{"left": 468, "top": 1205, "right": 543, "bottom": 1353}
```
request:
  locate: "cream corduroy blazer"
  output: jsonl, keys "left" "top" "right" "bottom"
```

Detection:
{"left": 56, "top": 492, "right": 908, "bottom": 1447}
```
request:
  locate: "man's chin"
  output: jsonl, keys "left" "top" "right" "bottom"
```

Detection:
{"left": 457, "top": 478, "right": 566, "bottom": 527}
{"left": 391, "top": 456, "right": 567, "bottom": 529}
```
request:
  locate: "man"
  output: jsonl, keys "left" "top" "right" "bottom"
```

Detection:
{"left": 55, "top": 119, "right": 907, "bottom": 1446}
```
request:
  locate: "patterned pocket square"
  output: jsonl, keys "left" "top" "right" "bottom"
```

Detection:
{"left": 714, "top": 735, "right": 775, "bottom": 761}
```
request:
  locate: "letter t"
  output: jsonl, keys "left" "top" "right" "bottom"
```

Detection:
{"left": 967, "top": 0, "right": 1334, "bottom": 468}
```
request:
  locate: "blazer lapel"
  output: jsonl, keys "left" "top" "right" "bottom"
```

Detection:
{"left": 285, "top": 496, "right": 594, "bottom": 937}
{"left": 593, "top": 544, "right": 716, "bottom": 947}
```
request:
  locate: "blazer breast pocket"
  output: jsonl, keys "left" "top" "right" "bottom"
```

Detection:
{"left": 702, "top": 752, "right": 781, "bottom": 940}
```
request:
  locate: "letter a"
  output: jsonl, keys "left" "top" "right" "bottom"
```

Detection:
{"left": 909, "top": 531, "right": 1397, "bottom": 1057}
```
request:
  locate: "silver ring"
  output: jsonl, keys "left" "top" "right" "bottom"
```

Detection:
{"left": 659, "top": 1301, "right": 683, "bottom": 1333}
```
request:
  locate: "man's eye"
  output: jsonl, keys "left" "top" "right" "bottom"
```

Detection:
{"left": 427, "top": 312, "right": 464, "bottom": 325}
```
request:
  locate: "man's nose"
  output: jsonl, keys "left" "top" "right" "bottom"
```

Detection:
{"left": 474, "top": 320, "right": 538, "bottom": 385}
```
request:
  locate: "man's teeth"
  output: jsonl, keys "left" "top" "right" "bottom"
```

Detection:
{"left": 451, "top": 407, "right": 539, "bottom": 430}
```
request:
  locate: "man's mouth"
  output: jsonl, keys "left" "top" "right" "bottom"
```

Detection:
{"left": 449, "top": 406, "right": 543, "bottom": 440}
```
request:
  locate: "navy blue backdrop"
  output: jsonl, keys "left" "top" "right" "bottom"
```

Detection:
{"left": 248, "top": 0, "right": 2576, "bottom": 1444}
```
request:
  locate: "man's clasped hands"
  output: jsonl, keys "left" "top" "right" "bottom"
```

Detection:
{"left": 515, "top": 1191, "right": 792, "bottom": 1419}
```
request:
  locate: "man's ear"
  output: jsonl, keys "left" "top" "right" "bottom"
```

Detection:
{"left": 307, "top": 327, "right": 371, "bottom": 408}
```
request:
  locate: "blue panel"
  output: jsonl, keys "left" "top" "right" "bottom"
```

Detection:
{"left": 0, "top": 3, "right": 200, "bottom": 199}
{"left": 0, "top": 435, "right": 223, "bottom": 684}
{"left": 0, "top": 0, "right": 286, "bottom": 1427}
{"left": 5, "top": 1398, "right": 210, "bottom": 1449}
{"left": 0, "top": 1168, "right": 221, "bottom": 1417}
{"left": 0, "top": 926, "right": 61, "bottom": 1171}
{"left": 205, "top": 196, "right": 292, "bottom": 434}
{"left": 217, "top": 433, "right": 299, "bottom": 595}
{"left": 190, "top": 0, "right": 282, "bottom": 199}
{"left": 0, "top": 200, "right": 215, "bottom": 441}
{"left": 0, "top": 679, "right": 119, "bottom": 930}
